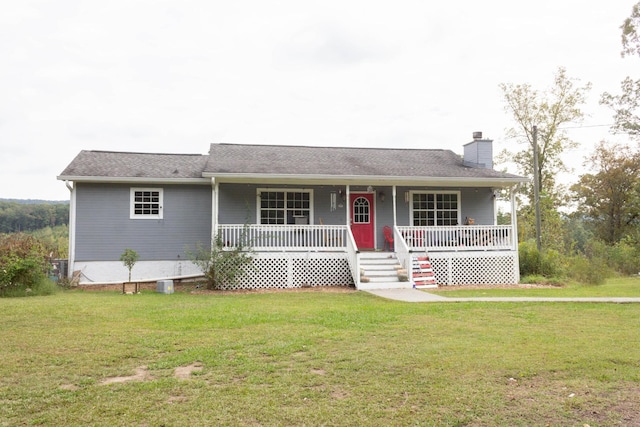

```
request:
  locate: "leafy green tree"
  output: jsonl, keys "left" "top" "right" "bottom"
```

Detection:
{"left": 621, "top": 2, "right": 640, "bottom": 57}
{"left": 30, "top": 225, "right": 69, "bottom": 259}
{"left": 601, "top": 1, "right": 640, "bottom": 138}
{"left": 498, "top": 67, "right": 591, "bottom": 250}
{"left": 119, "top": 249, "right": 139, "bottom": 283}
{"left": 516, "top": 195, "right": 566, "bottom": 252}
{"left": 571, "top": 141, "right": 640, "bottom": 244}
{"left": 499, "top": 67, "right": 591, "bottom": 205}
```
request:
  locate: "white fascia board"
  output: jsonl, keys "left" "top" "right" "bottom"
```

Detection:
{"left": 204, "top": 173, "right": 529, "bottom": 187}
{"left": 56, "top": 176, "right": 211, "bottom": 185}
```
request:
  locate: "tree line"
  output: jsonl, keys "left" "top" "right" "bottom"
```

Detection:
{"left": 0, "top": 201, "right": 69, "bottom": 234}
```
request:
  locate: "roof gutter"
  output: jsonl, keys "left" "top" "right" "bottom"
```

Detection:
{"left": 56, "top": 176, "right": 211, "bottom": 185}
{"left": 203, "top": 173, "right": 529, "bottom": 187}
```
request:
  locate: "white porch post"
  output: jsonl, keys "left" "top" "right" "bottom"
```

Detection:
{"left": 511, "top": 186, "right": 518, "bottom": 250}
{"left": 345, "top": 185, "right": 351, "bottom": 226}
{"left": 392, "top": 185, "right": 397, "bottom": 226}
{"left": 511, "top": 185, "right": 521, "bottom": 283}
{"left": 493, "top": 188, "right": 498, "bottom": 225}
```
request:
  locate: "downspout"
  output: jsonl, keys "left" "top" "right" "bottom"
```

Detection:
{"left": 65, "top": 180, "right": 76, "bottom": 279}
{"left": 211, "top": 177, "right": 217, "bottom": 246}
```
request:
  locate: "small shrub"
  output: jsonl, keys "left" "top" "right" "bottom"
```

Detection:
{"left": 539, "top": 248, "right": 563, "bottom": 277}
{"left": 608, "top": 239, "right": 640, "bottom": 275}
{"left": 565, "top": 255, "right": 608, "bottom": 286}
{"left": 519, "top": 240, "right": 541, "bottom": 276}
{"left": 520, "top": 274, "right": 564, "bottom": 286}
{"left": 518, "top": 240, "right": 562, "bottom": 278}
{"left": 0, "top": 276, "right": 59, "bottom": 297}
{"left": 584, "top": 238, "right": 640, "bottom": 276}
{"left": 0, "top": 233, "right": 51, "bottom": 297}
{"left": 188, "top": 231, "right": 253, "bottom": 290}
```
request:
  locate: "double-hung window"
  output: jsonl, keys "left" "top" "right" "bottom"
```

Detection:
{"left": 259, "top": 189, "right": 312, "bottom": 224}
{"left": 411, "top": 192, "right": 459, "bottom": 226}
{"left": 130, "top": 188, "right": 163, "bottom": 219}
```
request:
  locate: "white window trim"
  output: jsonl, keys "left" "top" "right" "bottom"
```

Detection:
{"left": 256, "top": 188, "right": 314, "bottom": 225}
{"left": 130, "top": 188, "right": 163, "bottom": 220}
{"left": 409, "top": 190, "right": 461, "bottom": 226}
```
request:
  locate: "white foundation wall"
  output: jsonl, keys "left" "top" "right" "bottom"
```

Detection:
{"left": 73, "top": 260, "right": 203, "bottom": 285}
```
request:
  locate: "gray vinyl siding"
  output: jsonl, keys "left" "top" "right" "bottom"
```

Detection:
{"left": 460, "top": 188, "right": 495, "bottom": 224}
{"left": 218, "top": 183, "right": 257, "bottom": 224}
{"left": 75, "top": 183, "right": 211, "bottom": 261}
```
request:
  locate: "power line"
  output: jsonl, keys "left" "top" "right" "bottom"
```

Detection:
{"left": 559, "top": 123, "right": 614, "bottom": 129}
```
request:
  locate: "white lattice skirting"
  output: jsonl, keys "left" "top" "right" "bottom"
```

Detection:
{"left": 220, "top": 252, "right": 354, "bottom": 290}
{"left": 428, "top": 251, "right": 519, "bottom": 286}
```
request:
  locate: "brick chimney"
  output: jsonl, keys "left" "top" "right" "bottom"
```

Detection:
{"left": 463, "top": 131, "right": 493, "bottom": 169}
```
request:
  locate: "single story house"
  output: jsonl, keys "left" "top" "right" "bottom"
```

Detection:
{"left": 57, "top": 132, "right": 528, "bottom": 290}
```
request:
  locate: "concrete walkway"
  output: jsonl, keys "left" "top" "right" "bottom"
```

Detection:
{"left": 365, "top": 288, "right": 640, "bottom": 303}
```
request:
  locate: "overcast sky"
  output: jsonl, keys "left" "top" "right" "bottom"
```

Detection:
{"left": 1, "top": 1, "right": 637, "bottom": 200}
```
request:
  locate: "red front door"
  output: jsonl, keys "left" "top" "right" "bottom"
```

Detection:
{"left": 350, "top": 193, "right": 375, "bottom": 249}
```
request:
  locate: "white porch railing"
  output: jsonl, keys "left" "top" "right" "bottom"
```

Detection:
{"left": 345, "top": 227, "right": 360, "bottom": 288}
{"left": 217, "top": 224, "right": 348, "bottom": 251}
{"left": 393, "top": 225, "right": 412, "bottom": 277}
{"left": 397, "top": 225, "right": 516, "bottom": 252}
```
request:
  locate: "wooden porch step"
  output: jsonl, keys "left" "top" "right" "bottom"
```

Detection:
{"left": 360, "top": 252, "right": 402, "bottom": 283}
{"left": 412, "top": 255, "right": 437, "bottom": 288}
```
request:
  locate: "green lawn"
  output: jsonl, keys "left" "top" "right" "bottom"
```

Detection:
{"left": 1, "top": 285, "right": 640, "bottom": 426}
{"left": 429, "top": 276, "right": 640, "bottom": 298}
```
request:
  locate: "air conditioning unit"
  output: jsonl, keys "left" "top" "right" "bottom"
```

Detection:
{"left": 156, "top": 280, "right": 174, "bottom": 294}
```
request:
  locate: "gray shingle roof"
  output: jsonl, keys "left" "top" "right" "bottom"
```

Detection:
{"left": 204, "top": 143, "right": 522, "bottom": 180}
{"left": 58, "top": 150, "right": 209, "bottom": 179}
{"left": 58, "top": 144, "right": 525, "bottom": 183}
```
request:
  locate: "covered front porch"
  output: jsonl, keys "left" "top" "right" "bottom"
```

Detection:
{"left": 217, "top": 223, "right": 519, "bottom": 289}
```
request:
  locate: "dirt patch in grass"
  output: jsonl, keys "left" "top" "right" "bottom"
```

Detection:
{"left": 100, "top": 366, "right": 151, "bottom": 385}
{"left": 501, "top": 376, "right": 640, "bottom": 425}
{"left": 98, "top": 363, "right": 204, "bottom": 386}
{"left": 174, "top": 363, "right": 202, "bottom": 379}
{"left": 575, "top": 384, "right": 640, "bottom": 426}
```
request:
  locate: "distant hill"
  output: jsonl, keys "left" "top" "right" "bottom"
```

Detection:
{"left": 0, "top": 198, "right": 69, "bottom": 205}
{"left": 0, "top": 200, "right": 69, "bottom": 233}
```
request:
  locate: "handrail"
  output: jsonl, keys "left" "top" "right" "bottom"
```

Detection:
{"left": 345, "top": 228, "right": 360, "bottom": 288}
{"left": 393, "top": 225, "right": 412, "bottom": 284}
{"left": 397, "top": 225, "right": 515, "bottom": 252}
